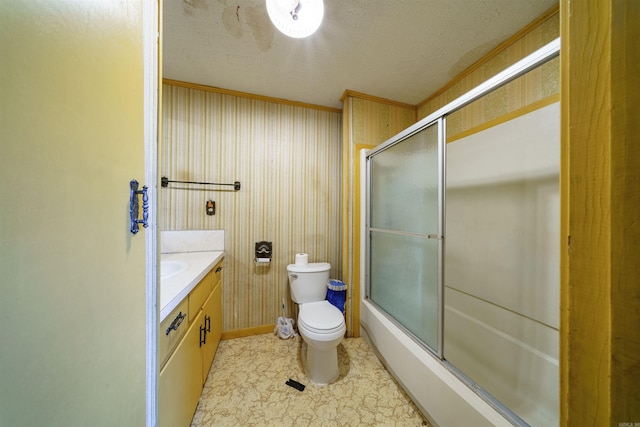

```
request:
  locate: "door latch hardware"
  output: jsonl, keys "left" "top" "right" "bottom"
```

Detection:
{"left": 130, "top": 180, "right": 149, "bottom": 234}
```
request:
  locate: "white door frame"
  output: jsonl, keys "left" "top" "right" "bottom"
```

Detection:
{"left": 143, "top": 1, "right": 160, "bottom": 426}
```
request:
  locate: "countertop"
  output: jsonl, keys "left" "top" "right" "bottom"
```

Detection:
{"left": 160, "top": 251, "right": 224, "bottom": 321}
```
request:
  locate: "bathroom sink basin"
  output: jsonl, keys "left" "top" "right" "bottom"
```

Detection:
{"left": 161, "top": 260, "right": 188, "bottom": 279}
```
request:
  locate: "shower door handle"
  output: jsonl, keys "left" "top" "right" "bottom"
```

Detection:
{"left": 427, "top": 234, "right": 443, "bottom": 240}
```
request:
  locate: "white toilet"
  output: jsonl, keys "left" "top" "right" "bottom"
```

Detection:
{"left": 287, "top": 261, "right": 346, "bottom": 385}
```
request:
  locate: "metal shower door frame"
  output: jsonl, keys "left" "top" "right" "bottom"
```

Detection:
{"left": 364, "top": 37, "right": 560, "bottom": 359}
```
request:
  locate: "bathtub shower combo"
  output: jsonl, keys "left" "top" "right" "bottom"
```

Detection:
{"left": 361, "top": 39, "right": 560, "bottom": 426}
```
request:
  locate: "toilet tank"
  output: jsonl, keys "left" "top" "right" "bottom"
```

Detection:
{"left": 287, "top": 262, "right": 331, "bottom": 304}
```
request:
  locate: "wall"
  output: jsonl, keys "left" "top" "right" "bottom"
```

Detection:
{"left": 418, "top": 7, "right": 559, "bottom": 132}
{"left": 341, "top": 92, "right": 416, "bottom": 336}
{"left": 161, "top": 82, "right": 342, "bottom": 333}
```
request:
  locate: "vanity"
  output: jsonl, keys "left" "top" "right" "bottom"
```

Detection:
{"left": 159, "top": 231, "right": 224, "bottom": 427}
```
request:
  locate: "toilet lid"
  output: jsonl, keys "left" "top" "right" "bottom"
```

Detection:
{"left": 298, "top": 301, "right": 345, "bottom": 334}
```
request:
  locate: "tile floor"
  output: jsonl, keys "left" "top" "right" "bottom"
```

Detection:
{"left": 190, "top": 333, "right": 431, "bottom": 426}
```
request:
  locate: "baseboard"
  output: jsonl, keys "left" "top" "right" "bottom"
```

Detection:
{"left": 221, "top": 324, "right": 275, "bottom": 340}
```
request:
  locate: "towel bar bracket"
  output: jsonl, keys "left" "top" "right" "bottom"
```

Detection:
{"left": 161, "top": 176, "right": 240, "bottom": 191}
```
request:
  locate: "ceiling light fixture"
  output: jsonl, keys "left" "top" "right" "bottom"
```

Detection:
{"left": 266, "top": 0, "right": 324, "bottom": 39}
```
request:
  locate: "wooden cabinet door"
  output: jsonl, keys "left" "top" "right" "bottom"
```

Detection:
{"left": 200, "top": 281, "right": 222, "bottom": 385}
{"left": 158, "top": 298, "right": 189, "bottom": 369}
{"left": 159, "top": 311, "right": 204, "bottom": 427}
{"left": 211, "top": 280, "right": 223, "bottom": 350}
{"left": 188, "top": 271, "right": 213, "bottom": 323}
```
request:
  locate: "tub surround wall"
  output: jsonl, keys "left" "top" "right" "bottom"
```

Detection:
{"left": 161, "top": 84, "right": 342, "bottom": 333}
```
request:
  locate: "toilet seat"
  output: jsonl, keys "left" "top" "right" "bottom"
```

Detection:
{"left": 298, "top": 301, "right": 345, "bottom": 335}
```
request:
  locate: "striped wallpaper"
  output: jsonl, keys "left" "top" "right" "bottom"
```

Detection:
{"left": 418, "top": 9, "right": 560, "bottom": 137}
{"left": 340, "top": 94, "right": 417, "bottom": 337}
{"left": 161, "top": 83, "right": 342, "bottom": 332}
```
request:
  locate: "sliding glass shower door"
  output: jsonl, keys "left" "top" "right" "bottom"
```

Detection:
{"left": 367, "top": 120, "right": 443, "bottom": 353}
{"left": 364, "top": 39, "right": 560, "bottom": 426}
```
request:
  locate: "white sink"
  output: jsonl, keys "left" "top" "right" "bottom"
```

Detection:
{"left": 161, "top": 260, "right": 188, "bottom": 279}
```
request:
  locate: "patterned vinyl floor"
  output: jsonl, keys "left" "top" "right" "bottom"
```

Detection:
{"left": 190, "top": 333, "right": 431, "bottom": 426}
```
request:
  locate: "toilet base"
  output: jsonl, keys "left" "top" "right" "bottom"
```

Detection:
{"left": 301, "top": 340, "right": 340, "bottom": 385}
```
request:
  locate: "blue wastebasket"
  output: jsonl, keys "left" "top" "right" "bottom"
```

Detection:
{"left": 327, "top": 279, "right": 347, "bottom": 313}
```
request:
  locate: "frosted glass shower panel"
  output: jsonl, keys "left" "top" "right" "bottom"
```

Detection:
{"left": 370, "top": 231, "right": 439, "bottom": 349}
{"left": 444, "top": 102, "right": 560, "bottom": 426}
{"left": 368, "top": 120, "right": 441, "bottom": 353}
{"left": 370, "top": 123, "right": 439, "bottom": 235}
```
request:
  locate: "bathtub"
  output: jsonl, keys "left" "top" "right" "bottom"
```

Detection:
{"left": 361, "top": 293, "right": 560, "bottom": 427}
{"left": 360, "top": 297, "right": 514, "bottom": 427}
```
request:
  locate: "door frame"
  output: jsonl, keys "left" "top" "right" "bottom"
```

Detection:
{"left": 143, "top": 1, "right": 160, "bottom": 426}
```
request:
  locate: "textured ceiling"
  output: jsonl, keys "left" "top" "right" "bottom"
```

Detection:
{"left": 163, "top": 0, "right": 557, "bottom": 109}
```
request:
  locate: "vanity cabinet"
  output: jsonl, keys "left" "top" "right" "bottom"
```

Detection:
{"left": 159, "top": 258, "right": 223, "bottom": 427}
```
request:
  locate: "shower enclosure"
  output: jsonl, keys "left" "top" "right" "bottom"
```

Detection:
{"left": 363, "top": 39, "right": 560, "bottom": 426}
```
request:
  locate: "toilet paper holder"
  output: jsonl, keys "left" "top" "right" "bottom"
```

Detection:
{"left": 255, "top": 241, "right": 272, "bottom": 265}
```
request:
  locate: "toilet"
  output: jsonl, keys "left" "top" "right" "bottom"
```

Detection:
{"left": 287, "top": 261, "right": 346, "bottom": 385}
